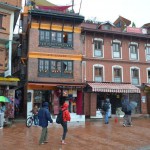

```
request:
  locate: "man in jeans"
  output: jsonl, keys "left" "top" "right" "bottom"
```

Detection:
{"left": 103, "top": 98, "right": 110, "bottom": 124}
{"left": 38, "top": 102, "right": 53, "bottom": 145}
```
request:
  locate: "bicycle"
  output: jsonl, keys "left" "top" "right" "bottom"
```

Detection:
{"left": 26, "top": 113, "right": 34, "bottom": 128}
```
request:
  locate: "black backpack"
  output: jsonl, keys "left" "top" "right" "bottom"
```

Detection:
{"left": 103, "top": 102, "right": 110, "bottom": 111}
{"left": 56, "top": 109, "right": 66, "bottom": 124}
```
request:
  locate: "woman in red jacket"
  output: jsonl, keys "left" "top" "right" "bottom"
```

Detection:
{"left": 61, "top": 102, "right": 71, "bottom": 144}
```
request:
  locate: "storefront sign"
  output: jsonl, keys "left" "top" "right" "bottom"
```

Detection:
{"left": 126, "top": 27, "right": 147, "bottom": 34}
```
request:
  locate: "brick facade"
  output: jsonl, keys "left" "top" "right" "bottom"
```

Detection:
{"left": 27, "top": 27, "right": 83, "bottom": 83}
{"left": 82, "top": 22, "right": 150, "bottom": 117}
{"left": 0, "top": 1, "right": 21, "bottom": 74}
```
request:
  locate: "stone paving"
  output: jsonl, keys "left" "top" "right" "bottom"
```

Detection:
{"left": 0, "top": 118, "right": 150, "bottom": 150}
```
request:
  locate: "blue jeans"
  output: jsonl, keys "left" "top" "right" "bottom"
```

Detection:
{"left": 105, "top": 111, "right": 109, "bottom": 123}
{"left": 34, "top": 115, "right": 38, "bottom": 125}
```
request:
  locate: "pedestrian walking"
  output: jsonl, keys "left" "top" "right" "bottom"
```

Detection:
{"left": 31, "top": 104, "right": 39, "bottom": 126}
{"left": 121, "top": 96, "right": 133, "bottom": 127}
{"left": 123, "top": 110, "right": 132, "bottom": 127}
{"left": 60, "top": 102, "right": 71, "bottom": 145}
{"left": 38, "top": 102, "right": 53, "bottom": 145}
{"left": 103, "top": 98, "right": 110, "bottom": 124}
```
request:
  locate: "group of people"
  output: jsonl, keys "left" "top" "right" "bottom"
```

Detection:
{"left": 37, "top": 101, "right": 71, "bottom": 145}
{"left": 102, "top": 96, "right": 133, "bottom": 127}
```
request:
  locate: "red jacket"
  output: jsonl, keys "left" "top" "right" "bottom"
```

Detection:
{"left": 61, "top": 102, "right": 71, "bottom": 122}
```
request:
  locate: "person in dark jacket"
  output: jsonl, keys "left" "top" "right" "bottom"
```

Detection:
{"left": 38, "top": 102, "right": 53, "bottom": 145}
{"left": 123, "top": 110, "right": 132, "bottom": 127}
{"left": 121, "top": 96, "right": 132, "bottom": 127}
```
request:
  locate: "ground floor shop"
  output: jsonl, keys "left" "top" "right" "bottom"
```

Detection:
{"left": 0, "top": 77, "right": 22, "bottom": 126}
{"left": 84, "top": 82, "right": 142, "bottom": 118}
{"left": 143, "top": 84, "right": 150, "bottom": 115}
{"left": 26, "top": 82, "right": 85, "bottom": 122}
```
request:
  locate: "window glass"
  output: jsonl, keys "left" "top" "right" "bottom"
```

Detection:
{"left": 40, "top": 30, "right": 45, "bottom": 41}
{"left": 130, "top": 45, "right": 138, "bottom": 60}
{"left": 94, "top": 40, "right": 103, "bottom": 57}
{"left": 63, "top": 32, "right": 68, "bottom": 43}
{"left": 57, "top": 32, "right": 62, "bottom": 43}
{"left": 113, "top": 43, "right": 121, "bottom": 58}
{"left": 51, "top": 31, "right": 56, "bottom": 42}
{"left": 51, "top": 60, "right": 61, "bottom": 73}
{"left": 94, "top": 67, "right": 103, "bottom": 82}
{"left": 131, "top": 69, "right": 139, "bottom": 85}
{"left": 62, "top": 61, "right": 73, "bottom": 74}
{"left": 39, "top": 59, "right": 44, "bottom": 72}
{"left": 104, "top": 25, "right": 110, "bottom": 30}
{"left": 38, "top": 59, "right": 49, "bottom": 76}
{"left": 68, "top": 33, "right": 73, "bottom": 43}
{"left": 146, "top": 47, "right": 150, "bottom": 61}
{"left": 39, "top": 30, "right": 73, "bottom": 48}
{"left": 114, "top": 68, "right": 121, "bottom": 82}
{"left": 45, "top": 31, "right": 50, "bottom": 42}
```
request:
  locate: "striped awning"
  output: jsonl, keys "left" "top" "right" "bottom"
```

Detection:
{"left": 88, "top": 83, "right": 140, "bottom": 93}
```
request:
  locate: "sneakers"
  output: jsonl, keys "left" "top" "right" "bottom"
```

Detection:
{"left": 123, "top": 123, "right": 126, "bottom": 127}
{"left": 61, "top": 140, "right": 67, "bottom": 145}
{"left": 123, "top": 123, "right": 132, "bottom": 127}
{"left": 39, "top": 143, "right": 44, "bottom": 145}
{"left": 44, "top": 141, "right": 48, "bottom": 143}
{"left": 61, "top": 142, "right": 67, "bottom": 145}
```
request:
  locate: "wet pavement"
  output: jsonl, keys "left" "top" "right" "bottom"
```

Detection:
{"left": 0, "top": 118, "right": 150, "bottom": 150}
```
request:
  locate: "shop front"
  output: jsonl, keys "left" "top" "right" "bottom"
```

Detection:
{"left": 84, "top": 82, "right": 141, "bottom": 118}
{"left": 0, "top": 77, "right": 20, "bottom": 123}
{"left": 27, "top": 82, "right": 85, "bottom": 122}
{"left": 142, "top": 84, "right": 150, "bottom": 115}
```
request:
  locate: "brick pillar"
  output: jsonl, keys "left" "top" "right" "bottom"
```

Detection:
{"left": 141, "top": 91, "right": 148, "bottom": 114}
{"left": 90, "top": 93, "right": 97, "bottom": 116}
{"left": 84, "top": 93, "right": 90, "bottom": 116}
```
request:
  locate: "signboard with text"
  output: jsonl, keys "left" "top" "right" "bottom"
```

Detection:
{"left": 126, "top": 27, "right": 147, "bottom": 34}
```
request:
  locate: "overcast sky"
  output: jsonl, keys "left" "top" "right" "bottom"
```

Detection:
{"left": 15, "top": 0, "right": 150, "bottom": 33}
{"left": 48, "top": 0, "right": 150, "bottom": 27}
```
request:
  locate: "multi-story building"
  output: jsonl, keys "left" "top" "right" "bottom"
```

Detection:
{"left": 0, "top": 1, "right": 21, "bottom": 118}
{"left": 20, "top": 0, "right": 85, "bottom": 121}
{"left": 82, "top": 16, "right": 150, "bottom": 118}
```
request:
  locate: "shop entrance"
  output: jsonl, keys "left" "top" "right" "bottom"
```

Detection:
{"left": 15, "top": 88, "right": 24, "bottom": 118}
{"left": 97, "top": 93, "right": 122, "bottom": 115}
{"left": 33, "top": 90, "right": 53, "bottom": 113}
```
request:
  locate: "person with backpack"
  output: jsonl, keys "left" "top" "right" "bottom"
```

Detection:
{"left": 38, "top": 102, "right": 53, "bottom": 145}
{"left": 121, "top": 97, "right": 132, "bottom": 127}
{"left": 103, "top": 98, "right": 110, "bottom": 124}
{"left": 60, "top": 102, "right": 71, "bottom": 145}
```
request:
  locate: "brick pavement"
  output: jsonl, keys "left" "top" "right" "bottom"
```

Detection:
{"left": 0, "top": 118, "right": 150, "bottom": 150}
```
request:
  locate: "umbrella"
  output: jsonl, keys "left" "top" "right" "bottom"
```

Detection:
{"left": 0, "top": 96, "right": 11, "bottom": 103}
{"left": 129, "top": 101, "right": 137, "bottom": 110}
